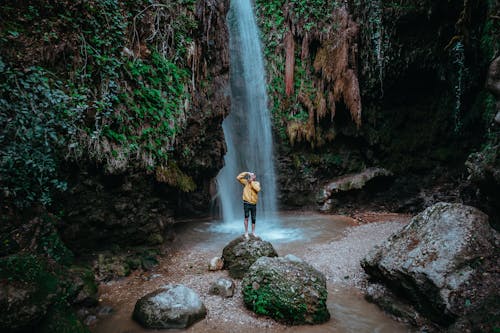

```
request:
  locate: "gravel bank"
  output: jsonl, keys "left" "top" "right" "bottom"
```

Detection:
{"left": 92, "top": 216, "right": 410, "bottom": 333}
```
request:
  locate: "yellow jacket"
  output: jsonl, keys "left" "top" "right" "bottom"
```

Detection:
{"left": 236, "top": 172, "right": 261, "bottom": 204}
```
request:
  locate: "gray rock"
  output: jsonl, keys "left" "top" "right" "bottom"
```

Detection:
{"left": 132, "top": 284, "right": 206, "bottom": 329}
{"left": 362, "top": 202, "right": 499, "bottom": 328}
{"left": 242, "top": 255, "right": 330, "bottom": 325}
{"left": 209, "top": 278, "right": 235, "bottom": 297}
{"left": 495, "top": 111, "right": 500, "bottom": 125}
{"left": 222, "top": 235, "right": 278, "bottom": 278}
{"left": 97, "top": 306, "right": 114, "bottom": 316}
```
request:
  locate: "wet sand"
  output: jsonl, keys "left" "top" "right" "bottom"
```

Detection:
{"left": 91, "top": 212, "right": 413, "bottom": 333}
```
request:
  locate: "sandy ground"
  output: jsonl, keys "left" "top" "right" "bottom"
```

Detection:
{"left": 92, "top": 214, "right": 411, "bottom": 333}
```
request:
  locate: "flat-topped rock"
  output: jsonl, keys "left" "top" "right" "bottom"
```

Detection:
{"left": 222, "top": 235, "right": 278, "bottom": 279}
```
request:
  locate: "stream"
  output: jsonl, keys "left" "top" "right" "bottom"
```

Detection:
{"left": 92, "top": 212, "right": 412, "bottom": 333}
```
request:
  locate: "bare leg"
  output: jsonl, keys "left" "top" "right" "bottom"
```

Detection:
{"left": 251, "top": 223, "right": 256, "bottom": 235}
{"left": 244, "top": 218, "right": 249, "bottom": 238}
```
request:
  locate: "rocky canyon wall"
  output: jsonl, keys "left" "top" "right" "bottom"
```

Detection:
{"left": 255, "top": 0, "right": 498, "bottom": 219}
{"left": 0, "top": 0, "right": 230, "bottom": 251}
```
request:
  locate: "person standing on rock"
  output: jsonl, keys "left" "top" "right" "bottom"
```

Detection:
{"left": 236, "top": 171, "right": 261, "bottom": 239}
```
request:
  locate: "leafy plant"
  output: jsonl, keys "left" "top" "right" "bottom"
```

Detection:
{"left": 0, "top": 60, "right": 80, "bottom": 208}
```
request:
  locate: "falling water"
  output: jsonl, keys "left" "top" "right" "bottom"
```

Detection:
{"left": 216, "top": 0, "right": 278, "bottom": 227}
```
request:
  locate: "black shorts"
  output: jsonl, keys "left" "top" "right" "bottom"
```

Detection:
{"left": 243, "top": 201, "right": 257, "bottom": 224}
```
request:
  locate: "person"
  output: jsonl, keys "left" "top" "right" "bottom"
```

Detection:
{"left": 236, "top": 171, "right": 261, "bottom": 239}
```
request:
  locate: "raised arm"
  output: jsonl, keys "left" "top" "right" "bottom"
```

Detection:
{"left": 236, "top": 172, "right": 249, "bottom": 185}
{"left": 251, "top": 181, "right": 261, "bottom": 193}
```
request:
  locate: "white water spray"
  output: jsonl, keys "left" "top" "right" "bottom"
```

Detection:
{"left": 216, "top": 0, "right": 279, "bottom": 231}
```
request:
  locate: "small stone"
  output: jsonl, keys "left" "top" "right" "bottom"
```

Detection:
{"left": 97, "top": 306, "right": 114, "bottom": 316}
{"left": 208, "top": 256, "right": 224, "bottom": 271}
{"left": 84, "top": 315, "right": 97, "bottom": 326}
{"left": 209, "top": 278, "right": 235, "bottom": 297}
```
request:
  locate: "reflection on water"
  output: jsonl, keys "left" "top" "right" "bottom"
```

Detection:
{"left": 92, "top": 213, "right": 412, "bottom": 333}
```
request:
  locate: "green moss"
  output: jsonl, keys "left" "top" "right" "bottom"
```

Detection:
{"left": 37, "top": 217, "right": 74, "bottom": 266}
{"left": 155, "top": 161, "right": 196, "bottom": 192}
{"left": 68, "top": 266, "right": 98, "bottom": 301}
{"left": 0, "top": 0, "right": 204, "bottom": 207}
{"left": 0, "top": 255, "right": 58, "bottom": 302}
{"left": 480, "top": 6, "right": 500, "bottom": 63}
{"left": 243, "top": 281, "right": 329, "bottom": 325}
{"left": 39, "top": 302, "right": 90, "bottom": 333}
{"left": 0, "top": 61, "right": 78, "bottom": 208}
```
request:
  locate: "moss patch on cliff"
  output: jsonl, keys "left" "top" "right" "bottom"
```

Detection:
{"left": 0, "top": 0, "right": 200, "bottom": 209}
{"left": 256, "top": 0, "right": 361, "bottom": 148}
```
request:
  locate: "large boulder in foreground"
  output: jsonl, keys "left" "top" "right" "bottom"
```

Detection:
{"left": 222, "top": 235, "right": 278, "bottom": 278}
{"left": 362, "top": 202, "right": 499, "bottom": 329}
{"left": 133, "top": 284, "right": 206, "bottom": 329}
{"left": 242, "top": 255, "right": 330, "bottom": 325}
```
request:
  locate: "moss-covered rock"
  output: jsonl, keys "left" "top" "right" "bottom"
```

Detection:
{"left": 68, "top": 267, "right": 98, "bottom": 307}
{"left": 242, "top": 255, "right": 330, "bottom": 325}
{"left": 0, "top": 255, "right": 58, "bottom": 331}
{"left": 0, "top": 254, "right": 90, "bottom": 332}
{"left": 39, "top": 302, "right": 90, "bottom": 333}
{"left": 94, "top": 248, "right": 160, "bottom": 280}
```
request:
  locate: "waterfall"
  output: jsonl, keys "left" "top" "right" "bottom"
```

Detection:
{"left": 216, "top": 0, "right": 278, "bottom": 226}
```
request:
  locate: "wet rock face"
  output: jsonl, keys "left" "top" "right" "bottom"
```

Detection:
{"left": 362, "top": 202, "right": 499, "bottom": 328}
{"left": 0, "top": 280, "right": 54, "bottom": 331}
{"left": 462, "top": 55, "right": 500, "bottom": 231}
{"left": 173, "top": 0, "right": 230, "bottom": 215}
{"left": 58, "top": 168, "right": 175, "bottom": 252}
{"left": 486, "top": 56, "right": 500, "bottom": 115}
{"left": 133, "top": 284, "right": 207, "bottom": 329}
{"left": 57, "top": 0, "right": 231, "bottom": 248}
{"left": 222, "top": 235, "right": 278, "bottom": 279}
{"left": 0, "top": 254, "right": 91, "bottom": 333}
{"left": 242, "top": 255, "right": 330, "bottom": 325}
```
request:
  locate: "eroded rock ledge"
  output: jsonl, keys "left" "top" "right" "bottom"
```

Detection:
{"left": 318, "top": 167, "right": 393, "bottom": 211}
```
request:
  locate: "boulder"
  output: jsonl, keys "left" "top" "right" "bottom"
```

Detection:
{"left": 362, "top": 202, "right": 499, "bottom": 328}
{"left": 222, "top": 235, "right": 278, "bottom": 278}
{"left": 318, "top": 167, "right": 393, "bottom": 211}
{"left": 209, "top": 278, "right": 235, "bottom": 297}
{"left": 133, "top": 284, "right": 206, "bottom": 329}
{"left": 242, "top": 255, "right": 330, "bottom": 325}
